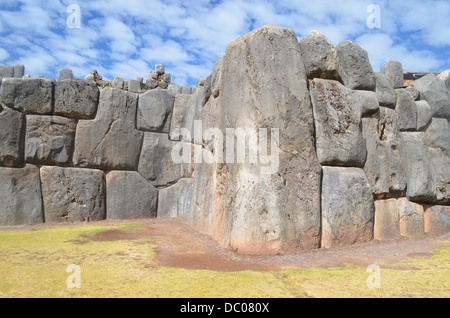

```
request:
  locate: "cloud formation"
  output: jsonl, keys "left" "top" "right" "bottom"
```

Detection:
{"left": 0, "top": 0, "right": 448, "bottom": 86}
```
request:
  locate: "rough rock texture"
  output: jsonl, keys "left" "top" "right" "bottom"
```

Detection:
{"left": 0, "top": 164, "right": 43, "bottom": 225}
{"left": 138, "top": 132, "right": 182, "bottom": 188}
{"left": 0, "top": 107, "right": 25, "bottom": 167}
{"left": 0, "top": 65, "right": 14, "bottom": 78}
{"left": 137, "top": 89, "right": 174, "bottom": 133}
{"left": 416, "top": 100, "right": 432, "bottom": 130}
{"left": 73, "top": 88, "right": 143, "bottom": 170}
{"left": 299, "top": 30, "right": 339, "bottom": 79}
{"left": 54, "top": 79, "right": 99, "bottom": 119}
{"left": 14, "top": 65, "right": 25, "bottom": 78}
{"left": 374, "top": 199, "right": 401, "bottom": 240}
{"left": 406, "top": 85, "right": 420, "bottom": 101}
{"left": 158, "top": 178, "right": 194, "bottom": 218}
{"left": 397, "top": 198, "right": 424, "bottom": 237}
{"left": 58, "top": 68, "right": 74, "bottom": 81}
{"left": 170, "top": 88, "right": 203, "bottom": 143}
{"left": 112, "top": 77, "right": 124, "bottom": 89}
{"left": 25, "top": 115, "right": 77, "bottom": 166}
{"left": 106, "top": 171, "right": 158, "bottom": 219}
{"left": 0, "top": 78, "right": 54, "bottom": 114}
{"left": 352, "top": 90, "right": 379, "bottom": 117}
{"left": 437, "top": 69, "right": 450, "bottom": 90}
{"left": 40, "top": 166, "right": 105, "bottom": 222}
{"left": 187, "top": 25, "right": 322, "bottom": 254}
{"left": 374, "top": 73, "right": 396, "bottom": 108}
{"left": 321, "top": 166, "right": 374, "bottom": 248}
{"left": 336, "top": 40, "right": 376, "bottom": 91}
{"left": 168, "top": 84, "right": 197, "bottom": 95}
{"left": 395, "top": 89, "right": 417, "bottom": 131}
{"left": 424, "top": 205, "right": 450, "bottom": 235}
{"left": 380, "top": 60, "right": 404, "bottom": 89}
{"left": 410, "top": 74, "right": 450, "bottom": 119}
{"left": 309, "top": 78, "right": 367, "bottom": 167}
{"left": 128, "top": 79, "right": 141, "bottom": 93}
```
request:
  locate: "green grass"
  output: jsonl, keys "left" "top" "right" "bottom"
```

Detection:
{"left": 0, "top": 223, "right": 448, "bottom": 298}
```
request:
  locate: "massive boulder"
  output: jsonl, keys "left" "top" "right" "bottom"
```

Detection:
{"left": 136, "top": 89, "right": 174, "bottom": 133}
{"left": 106, "top": 171, "right": 158, "bottom": 219}
{"left": 299, "top": 30, "right": 339, "bottom": 79}
{"left": 40, "top": 166, "right": 105, "bottom": 222}
{"left": 25, "top": 115, "right": 77, "bottom": 166}
{"left": 0, "top": 164, "right": 43, "bottom": 225}
{"left": 395, "top": 89, "right": 417, "bottom": 131}
{"left": 374, "top": 73, "right": 396, "bottom": 108}
{"left": 374, "top": 199, "right": 401, "bottom": 240}
{"left": 410, "top": 74, "right": 450, "bottom": 119}
{"left": 321, "top": 166, "right": 374, "bottom": 248}
{"left": 352, "top": 90, "right": 379, "bottom": 117}
{"left": 424, "top": 205, "right": 450, "bottom": 235}
{"left": 336, "top": 40, "right": 376, "bottom": 91}
{"left": 0, "top": 107, "right": 25, "bottom": 167}
{"left": 0, "top": 78, "right": 54, "bottom": 114}
{"left": 380, "top": 60, "right": 404, "bottom": 89}
{"left": 54, "top": 79, "right": 99, "bottom": 119}
{"left": 186, "top": 25, "right": 322, "bottom": 254}
{"left": 158, "top": 178, "right": 194, "bottom": 219}
{"left": 309, "top": 78, "right": 367, "bottom": 167}
{"left": 397, "top": 198, "right": 424, "bottom": 237}
{"left": 73, "top": 88, "right": 143, "bottom": 170}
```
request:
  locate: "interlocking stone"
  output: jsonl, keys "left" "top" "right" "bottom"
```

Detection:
{"left": 0, "top": 107, "right": 25, "bottom": 167}
{"left": 54, "top": 79, "right": 99, "bottom": 119}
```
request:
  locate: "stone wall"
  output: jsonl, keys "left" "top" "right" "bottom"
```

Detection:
{"left": 0, "top": 25, "right": 449, "bottom": 254}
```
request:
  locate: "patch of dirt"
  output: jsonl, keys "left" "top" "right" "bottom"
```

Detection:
{"left": 2, "top": 218, "right": 449, "bottom": 272}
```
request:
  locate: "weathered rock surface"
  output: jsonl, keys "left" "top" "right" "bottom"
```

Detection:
{"left": 374, "top": 199, "right": 401, "bottom": 240}
{"left": 437, "top": 69, "right": 450, "bottom": 90}
{"left": 14, "top": 64, "right": 25, "bottom": 78}
{"left": 138, "top": 132, "right": 182, "bottom": 188}
{"left": 321, "top": 166, "right": 374, "bottom": 248}
{"left": 375, "top": 72, "right": 396, "bottom": 108}
{"left": 0, "top": 66, "right": 14, "bottom": 78}
{"left": 58, "top": 68, "right": 74, "bottom": 81}
{"left": 0, "top": 78, "right": 54, "bottom": 114}
{"left": 309, "top": 78, "right": 367, "bottom": 167}
{"left": 168, "top": 84, "right": 197, "bottom": 95}
{"left": 424, "top": 205, "right": 450, "bottom": 235}
{"left": 158, "top": 178, "right": 194, "bottom": 218}
{"left": 25, "top": 115, "right": 77, "bottom": 166}
{"left": 410, "top": 74, "right": 450, "bottom": 119}
{"left": 336, "top": 40, "right": 376, "bottom": 91}
{"left": 112, "top": 77, "right": 124, "bottom": 89}
{"left": 299, "top": 30, "right": 339, "bottom": 79}
{"left": 380, "top": 60, "right": 404, "bottom": 89}
{"left": 0, "top": 164, "right": 43, "bottom": 225}
{"left": 352, "top": 90, "right": 379, "bottom": 117}
{"left": 137, "top": 89, "right": 174, "bottom": 133}
{"left": 106, "top": 171, "right": 158, "bottom": 219}
{"left": 397, "top": 198, "right": 424, "bottom": 237}
{"left": 0, "top": 107, "right": 25, "bottom": 167}
{"left": 416, "top": 100, "right": 432, "bottom": 130}
{"left": 395, "top": 89, "right": 417, "bottom": 131}
{"left": 189, "top": 25, "right": 322, "bottom": 254}
{"left": 54, "top": 79, "right": 99, "bottom": 119}
{"left": 40, "top": 166, "right": 105, "bottom": 222}
{"left": 73, "top": 88, "right": 143, "bottom": 170}
{"left": 128, "top": 79, "right": 141, "bottom": 93}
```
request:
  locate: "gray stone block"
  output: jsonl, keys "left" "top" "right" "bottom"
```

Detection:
{"left": 321, "top": 166, "right": 374, "bottom": 248}
{"left": 374, "top": 199, "right": 401, "bottom": 240}
{"left": 336, "top": 40, "right": 376, "bottom": 91}
{"left": 58, "top": 68, "right": 73, "bottom": 81}
{"left": 14, "top": 64, "right": 25, "bottom": 78}
{"left": 0, "top": 107, "right": 25, "bottom": 167}
{"left": 55, "top": 79, "right": 99, "bottom": 119}
{"left": 128, "top": 79, "right": 141, "bottom": 93}
{"left": 309, "top": 78, "right": 367, "bottom": 167}
{"left": 40, "top": 166, "right": 105, "bottom": 222}
{"left": 25, "top": 115, "right": 77, "bottom": 166}
{"left": 106, "top": 171, "right": 158, "bottom": 219}
{"left": 411, "top": 74, "right": 450, "bottom": 119}
{"left": 395, "top": 89, "right": 417, "bottom": 131}
{"left": 0, "top": 66, "right": 14, "bottom": 78}
{"left": 375, "top": 72, "right": 396, "bottom": 108}
{"left": 0, "top": 164, "right": 43, "bottom": 225}
{"left": 416, "top": 100, "right": 432, "bottom": 130}
{"left": 380, "top": 60, "right": 404, "bottom": 89}
{"left": 73, "top": 88, "right": 143, "bottom": 170}
{"left": 112, "top": 77, "right": 124, "bottom": 89}
{"left": 352, "top": 90, "right": 379, "bottom": 117}
{"left": 398, "top": 198, "right": 424, "bottom": 237}
{"left": 424, "top": 205, "right": 450, "bottom": 235}
{"left": 137, "top": 89, "right": 174, "bottom": 133}
{"left": 157, "top": 178, "right": 194, "bottom": 218}
{"left": 0, "top": 78, "right": 54, "bottom": 114}
{"left": 155, "top": 64, "right": 165, "bottom": 75}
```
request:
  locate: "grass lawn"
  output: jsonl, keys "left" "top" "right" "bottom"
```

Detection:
{"left": 0, "top": 222, "right": 448, "bottom": 298}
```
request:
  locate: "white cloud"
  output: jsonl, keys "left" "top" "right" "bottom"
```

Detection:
{"left": 0, "top": 48, "right": 10, "bottom": 62}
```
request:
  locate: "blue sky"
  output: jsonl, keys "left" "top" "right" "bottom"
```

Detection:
{"left": 0, "top": 0, "right": 449, "bottom": 86}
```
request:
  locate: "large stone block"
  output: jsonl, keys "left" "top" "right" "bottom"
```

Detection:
{"left": 397, "top": 198, "right": 424, "bottom": 237}
{"left": 25, "top": 115, "right": 76, "bottom": 166}
{"left": 410, "top": 74, "right": 450, "bottom": 119}
{"left": 299, "top": 30, "right": 339, "bottom": 80}
{"left": 138, "top": 132, "right": 182, "bottom": 188}
{"left": 73, "top": 88, "right": 143, "bottom": 170}
{"left": 309, "top": 78, "right": 367, "bottom": 167}
{"left": 14, "top": 64, "right": 25, "bottom": 78}
{"left": 106, "top": 171, "right": 158, "bottom": 220}
{"left": 352, "top": 90, "right": 379, "bottom": 117}
{"left": 54, "top": 79, "right": 99, "bottom": 119}
{"left": 0, "top": 107, "right": 25, "bottom": 167}
{"left": 137, "top": 89, "right": 174, "bottom": 133}
{"left": 374, "top": 199, "right": 401, "bottom": 240}
{"left": 424, "top": 205, "right": 450, "bottom": 235}
{"left": 380, "top": 60, "right": 404, "bottom": 89}
{"left": 375, "top": 72, "right": 396, "bottom": 108}
{"left": 336, "top": 40, "right": 376, "bottom": 91}
{"left": 0, "top": 78, "right": 54, "bottom": 114}
{"left": 157, "top": 178, "right": 194, "bottom": 219}
{"left": 40, "top": 166, "right": 105, "bottom": 222}
{"left": 321, "top": 166, "right": 374, "bottom": 248}
{"left": 395, "top": 89, "right": 417, "bottom": 131}
{"left": 0, "top": 66, "right": 14, "bottom": 78}
{"left": 0, "top": 164, "right": 43, "bottom": 225}
{"left": 57, "top": 68, "right": 73, "bottom": 81}
{"left": 416, "top": 100, "right": 432, "bottom": 131}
